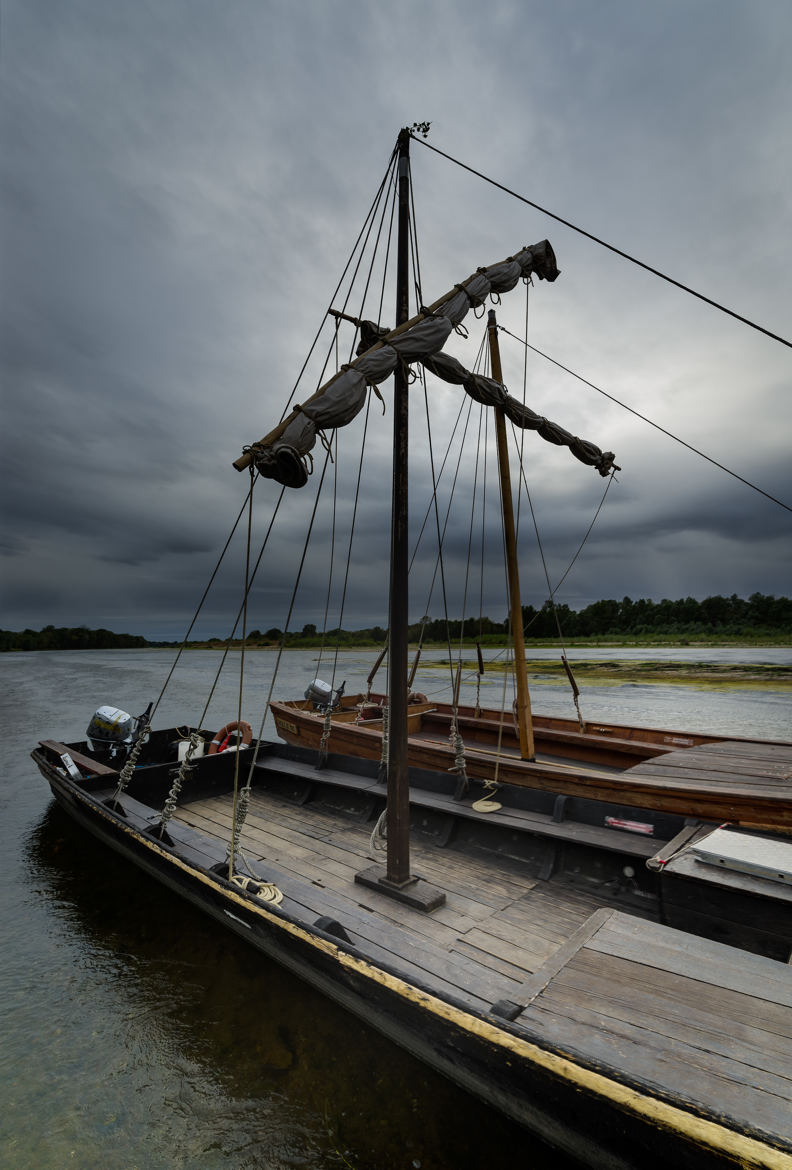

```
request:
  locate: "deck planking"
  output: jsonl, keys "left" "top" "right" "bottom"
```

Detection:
{"left": 174, "top": 786, "right": 627, "bottom": 1006}
{"left": 518, "top": 910, "right": 792, "bottom": 1146}
{"left": 167, "top": 783, "right": 792, "bottom": 1150}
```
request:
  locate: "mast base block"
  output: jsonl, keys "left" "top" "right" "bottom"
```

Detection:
{"left": 354, "top": 865, "right": 446, "bottom": 912}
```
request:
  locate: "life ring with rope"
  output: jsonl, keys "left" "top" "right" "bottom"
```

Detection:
{"left": 208, "top": 720, "right": 253, "bottom": 755}
{"left": 408, "top": 691, "right": 428, "bottom": 704}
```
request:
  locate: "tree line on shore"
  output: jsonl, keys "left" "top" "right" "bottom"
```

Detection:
{"left": 3, "top": 593, "right": 790, "bottom": 651}
{"left": 0, "top": 625, "right": 149, "bottom": 651}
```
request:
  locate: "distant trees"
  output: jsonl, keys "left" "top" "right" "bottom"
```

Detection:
{"left": 520, "top": 593, "right": 792, "bottom": 638}
{"left": 0, "top": 625, "right": 147, "bottom": 651}
{"left": 3, "top": 594, "right": 790, "bottom": 652}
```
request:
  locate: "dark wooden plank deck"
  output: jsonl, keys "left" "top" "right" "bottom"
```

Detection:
{"left": 173, "top": 787, "right": 642, "bottom": 1010}
{"left": 517, "top": 909, "right": 792, "bottom": 1147}
{"left": 169, "top": 785, "right": 792, "bottom": 1151}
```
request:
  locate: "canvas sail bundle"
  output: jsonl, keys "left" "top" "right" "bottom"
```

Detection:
{"left": 421, "top": 350, "right": 616, "bottom": 475}
{"left": 243, "top": 241, "right": 570, "bottom": 487}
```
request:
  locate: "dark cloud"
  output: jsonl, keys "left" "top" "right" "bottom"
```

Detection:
{"left": 2, "top": 0, "right": 790, "bottom": 640}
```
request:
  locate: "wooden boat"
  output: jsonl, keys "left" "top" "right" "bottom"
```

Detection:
{"left": 271, "top": 693, "right": 792, "bottom": 830}
{"left": 32, "top": 129, "right": 792, "bottom": 1167}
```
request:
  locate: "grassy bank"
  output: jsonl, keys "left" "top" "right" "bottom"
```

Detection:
{"left": 427, "top": 658, "right": 792, "bottom": 690}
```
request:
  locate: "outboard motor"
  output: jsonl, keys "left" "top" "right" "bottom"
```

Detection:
{"left": 304, "top": 679, "right": 333, "bottom": 709}
{"left": 86, "top": 705, "right": 136, "bottom": 761}
{"left": 304, "top": 678, "right": 345, "bottom": 711}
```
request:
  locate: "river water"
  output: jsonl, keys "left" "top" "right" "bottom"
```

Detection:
{"left": 1, "top": 648, "right": 790, "bottom": 1169}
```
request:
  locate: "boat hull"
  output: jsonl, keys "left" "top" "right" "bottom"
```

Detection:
{"left": 33, "top": 744, "right": 792, "bottom": 1170}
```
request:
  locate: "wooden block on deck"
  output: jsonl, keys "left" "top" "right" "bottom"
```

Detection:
{"left": 39, "top": 739, "right": 117, "bottom": 776}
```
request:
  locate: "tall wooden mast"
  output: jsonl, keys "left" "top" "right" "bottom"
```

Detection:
{"left": 488, "top": 309, "right": 535, "bottom": 760}
{"left": 355, "top": 130, "right": 445, "bottom": 911}
{"left": 386, "top": 127, "right": 412, "bottom": 885}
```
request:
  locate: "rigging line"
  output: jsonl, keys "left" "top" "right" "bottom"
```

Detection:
{"left": 408, "top": 371, "right": 470, "bottom": 666}
{"left": 509, "top": 411, "right": 616, "bottom": 650}
{"left": 479, "top": 403, "right": 489, "bottom": 640}
{"left": 316, "top": 431, "right": 339, "bottom": 678}
{"left": 279, "top": 151, "right": 398, "bottom": 423}
{"left": 407, "top": 156, "right": 425, "bottom": 313}
{"left": 228, "top": 468, "right": 256, "bottom": 880}
{"left": 198, "top": 483, "right": 287, "bottom": 733}
{"left": 150, "top": 478, "right": 258, "bottom": 720}
{"left": 346, "top": 158, "right": 400, "bottom": 362}
{"left": 420, "top": 368, "right": 471, "bottom": 694}
{"left": 408, "top": 392, "right": 470, "bottom": 576}
{"left": 461, "top": 332, "right": 492, "bottom": 656}
{"left": 515, "top": 279, "right": 531, "bottom": 537}
{"left": 297, "top": 170, "right": 396, "bottom": 461}
{"left": 246, "top": 446, "right": 335, "bottom": 788}
{"left": 498, "top": 325, "right": 792, "bottom": 513}
{"left": 458, "top": 400, "right": 486, "bottom": 666}
{"left": 374, "top": 173, "right": 398, "bottom": 336}
{"left": 412, "top": 135, "right": 792, "bottom": 351}
{"left": 328, "top": 391, "right": 374, "bottom": 689}
{"left": 509, "top": 418, "right": 616, "bottom": 637}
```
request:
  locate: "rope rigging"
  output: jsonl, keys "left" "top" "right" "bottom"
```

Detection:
{"left": 496, "top": 325, "right": 791, "bottom": 514}
{"left": 411, "top": 134, "right": 792, "bottom": 352}
{"left": 152, "top": 126, "right": 789, "bottom": 861}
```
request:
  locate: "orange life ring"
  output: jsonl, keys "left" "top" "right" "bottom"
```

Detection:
{"left": 208, "top": 720, "right": 253, "bottom": 754}
{"left": 408, "top": 691, "right": 428, "bottom": 704}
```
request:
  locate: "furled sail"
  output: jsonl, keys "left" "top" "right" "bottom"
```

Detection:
{"left": 235, "top": 240, "right": 614, "bottom": 486}
{"left": 420, "top": 350, "right": 617, "bottom": 475}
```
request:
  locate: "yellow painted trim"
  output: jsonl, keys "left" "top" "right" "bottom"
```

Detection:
{"left": 69, "top": 779, "right": 791, "bottom": 1170}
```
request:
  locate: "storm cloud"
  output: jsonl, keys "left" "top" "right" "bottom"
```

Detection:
{"left": 2, "top": 0, "right": 790, "bottom": 639}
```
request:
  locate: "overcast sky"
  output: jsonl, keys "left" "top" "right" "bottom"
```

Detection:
{"left": 2, "top": 0, "right": 790, "bottom": 640}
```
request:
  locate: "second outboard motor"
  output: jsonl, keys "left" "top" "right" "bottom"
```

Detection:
{"left": 304, "top": 679, "right": 334, "bottom": 709}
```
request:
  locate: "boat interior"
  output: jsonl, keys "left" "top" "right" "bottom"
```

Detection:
{"left": 33, "top": 732, "right": 792, "bottom": 1155}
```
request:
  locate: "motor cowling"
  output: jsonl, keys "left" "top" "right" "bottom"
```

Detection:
{"left": 304, "top": 679, "right": 333, "bottom": 708}
{"left": 86, "top": 705, "right": 135, "bottom": 758}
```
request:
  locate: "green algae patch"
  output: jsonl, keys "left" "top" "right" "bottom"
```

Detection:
{"left": 429, "top": 659, "right": 792, "bottom": 691}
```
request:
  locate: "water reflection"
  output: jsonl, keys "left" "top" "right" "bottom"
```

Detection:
{"left": 23, "top": 807, "right": 582, "bottom": 1170}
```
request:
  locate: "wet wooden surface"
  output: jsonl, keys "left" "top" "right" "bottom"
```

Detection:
{"left": 174, "top": 787, "right": 639, "bottom": 1010}
{"left": 518, "top": 908, "right": 792, "bottom": 1146}
{"left": 165, "top": 784, "right": 792, "bottom": 1150}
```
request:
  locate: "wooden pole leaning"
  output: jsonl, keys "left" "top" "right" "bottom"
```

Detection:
{"left": 487, "top": 309, "right": 535, "bottom": 761}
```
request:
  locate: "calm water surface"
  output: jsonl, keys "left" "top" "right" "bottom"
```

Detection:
{"left": 2, "top": 648, "right": 790, "bottom": 1169}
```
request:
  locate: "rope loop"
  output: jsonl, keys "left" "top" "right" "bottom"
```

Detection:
{"left": 317, "top": 429, "right": 335, "bottom": 460}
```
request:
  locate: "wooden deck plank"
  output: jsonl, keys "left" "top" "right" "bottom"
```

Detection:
{"left": 589, "top": 923, "right": 792, "bottom": 1008}
{"left": 183, "top": 799, "right": 524, "bottom": 935}
{"left": 533, "top": 980, "right": 792, "bottom": 1105}
{"left": 168, "top": 781, "right": 792, "bottom": 1146}
{"left": 518, "top": 952, "right": 792, "bottom": 1144}
{"left": 451, "top": 938, "right": 540, "bottom": 981}
{"left": 456, "top": 926, "right": 549, "bottom": 975}
{"left": 551, "top": 950, "right": 792, "bottom": 1069}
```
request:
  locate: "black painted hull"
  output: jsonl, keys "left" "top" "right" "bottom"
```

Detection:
{"left": 34, "top": 752, "right": 789, "bottom": 1170}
